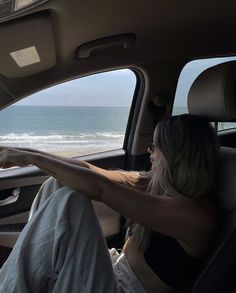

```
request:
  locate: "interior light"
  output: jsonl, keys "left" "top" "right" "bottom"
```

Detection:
{"left": 0, "top": 0, "right": 48, "bottom": 20}
{"left": 15, "top": 0, "right": 35, "bottom": 11}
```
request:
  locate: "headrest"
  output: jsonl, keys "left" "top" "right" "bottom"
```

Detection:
{"left": 188, "top": 61, "right": 236, "bottom": 122}
{"left": 217, "top": 147, "right": 236, "bottom": 213}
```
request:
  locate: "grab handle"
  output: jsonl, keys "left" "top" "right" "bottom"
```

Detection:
{"left": 77, "top": 34, "right": 136, "bottom": 58}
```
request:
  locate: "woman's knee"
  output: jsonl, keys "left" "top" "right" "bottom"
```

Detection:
{"left": 29, "top": 177, "right": 60, "bottom": 219}
{"left": 51, "top": 186, "right": 93, "bottom": 212}
{"left": 44, "top": 186, "right": 94, "bottom": 218}
{"left": 30, "top": 177, "right": 95, "bottom": 228}
{"left": 43, "top": 176, "right": 63, "bottom": 191}
{"left": 43, "top": 187, "right": 100, "bottom": 238}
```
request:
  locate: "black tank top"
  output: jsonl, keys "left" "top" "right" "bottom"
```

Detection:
{"left": 144, "top": 231, "right": 201, "bottom": 290}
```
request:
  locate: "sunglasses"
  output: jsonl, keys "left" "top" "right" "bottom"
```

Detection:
{"left": 148, "top": 142, "right": 156, "bottom": 153}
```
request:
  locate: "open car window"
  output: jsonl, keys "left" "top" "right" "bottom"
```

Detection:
{"left": 0, "top": 69, "right": 136, "bottom": 158}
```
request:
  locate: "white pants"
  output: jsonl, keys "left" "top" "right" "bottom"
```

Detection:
{"left": 0, "top": 178, "right": 147, "bottom": 293}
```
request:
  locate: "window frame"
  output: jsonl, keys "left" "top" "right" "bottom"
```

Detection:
{"left": 0, "top": 68, "right": 141, "bottom": 160}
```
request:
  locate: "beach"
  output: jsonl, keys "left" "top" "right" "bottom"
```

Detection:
{"left": 0, "top": 106, "right": 128, "bottom": 157}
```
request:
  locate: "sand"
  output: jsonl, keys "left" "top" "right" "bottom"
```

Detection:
{"left": 51, "top": 147, "right": 115, "bottom": 158}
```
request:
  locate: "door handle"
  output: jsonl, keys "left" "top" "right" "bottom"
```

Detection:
{"left": 0, "top": 188, "right": 20, "bottom": 206}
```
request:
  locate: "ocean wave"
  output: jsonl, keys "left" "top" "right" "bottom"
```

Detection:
{"left": 0, "top": 132, "right": 125, "bottom": 152}
{"left": 0, "top": 132, "right": 124, "bottom": 140}
{"left": 69, "top": 132, "right": 124, "bottom": 139}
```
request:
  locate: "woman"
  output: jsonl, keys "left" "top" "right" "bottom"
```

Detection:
{"left": 0, "top": 114, "right": 219, "bottom": 293}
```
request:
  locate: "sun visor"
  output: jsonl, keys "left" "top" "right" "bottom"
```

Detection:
{"left": 0, "top": 13, "right": 56, "bottom": 78}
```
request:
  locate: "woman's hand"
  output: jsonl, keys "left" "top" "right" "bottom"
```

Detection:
{"left": 0, "top": 148, "right": 33, "bottom": 168}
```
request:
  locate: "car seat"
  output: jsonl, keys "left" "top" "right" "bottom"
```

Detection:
{"left": 187, "top": 61, "right": 236, "bottom": 293}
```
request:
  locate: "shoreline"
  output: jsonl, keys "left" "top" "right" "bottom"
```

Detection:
{"left": 50, "top": 147, "right": 118, "bottom": 158}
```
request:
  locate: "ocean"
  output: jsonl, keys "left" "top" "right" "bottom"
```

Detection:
{"left": 0, "top": 106, "right": 235, "bottom": 157}
{"left": 0, "top": 106, "right": 130, "bottom": 155}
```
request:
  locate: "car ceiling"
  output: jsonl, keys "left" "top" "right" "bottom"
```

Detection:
{"left": 0, "top": 0, "right": 235, "bottom": 107}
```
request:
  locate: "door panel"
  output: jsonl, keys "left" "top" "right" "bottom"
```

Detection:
{"left": 0, "top": 149, "right": 126, "bottom": 249}
{"left": 0, "top": 212, "right": 29, "bottom": 225}
{"left": 0, "top": 204, "right": 120, "bottom": 248}
{"left": 219, "top": 130, "right": 236, "bottom": 148}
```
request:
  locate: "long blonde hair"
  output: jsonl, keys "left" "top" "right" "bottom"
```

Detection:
{"left": 131, "top": 114, "right": 219, "bottom": 250}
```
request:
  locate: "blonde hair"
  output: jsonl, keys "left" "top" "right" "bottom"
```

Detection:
{"left": 131, "top": 114, "right": 219, "bottom": 250}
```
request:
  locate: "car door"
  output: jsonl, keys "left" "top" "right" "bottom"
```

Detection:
{"left": 0, "top": 68, "right": 138, "bottom": 253}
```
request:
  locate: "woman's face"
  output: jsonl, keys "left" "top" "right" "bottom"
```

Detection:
{"left": 148, "top": 127, "right": 159, "bottom": 166}
{"left": 148, "top": 143, "right": 156, "bottom": 165}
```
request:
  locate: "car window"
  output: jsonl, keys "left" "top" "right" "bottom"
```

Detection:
{"left": 0, "top": 69, "right": 136, "bottom": 157}
{"left": 173, "top": 56, "right": 236, "bottom": 131}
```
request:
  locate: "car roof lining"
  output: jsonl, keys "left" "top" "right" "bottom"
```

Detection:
{"left": 0, "top": 0, "right": 235, "bottom": 105}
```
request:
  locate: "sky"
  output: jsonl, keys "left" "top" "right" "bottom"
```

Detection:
{"left": 16, "top": 56, "right": 236, "bottom": 108}
{"left": 16, "top": 69, "right": 136, "bottom": 107}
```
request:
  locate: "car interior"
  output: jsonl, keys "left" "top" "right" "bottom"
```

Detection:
{"left": 0, "top": 0, "right": 236, "bottom": 292}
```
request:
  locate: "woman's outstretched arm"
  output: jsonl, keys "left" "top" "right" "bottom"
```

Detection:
{"left": 0, "top": 148, "right": 131, "bottom": 202}
{"left": 0, "top": 148, "right": 215, "bottom": 242}
{"left": 0, "top": 146, "right": 142, "bottom": 189}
